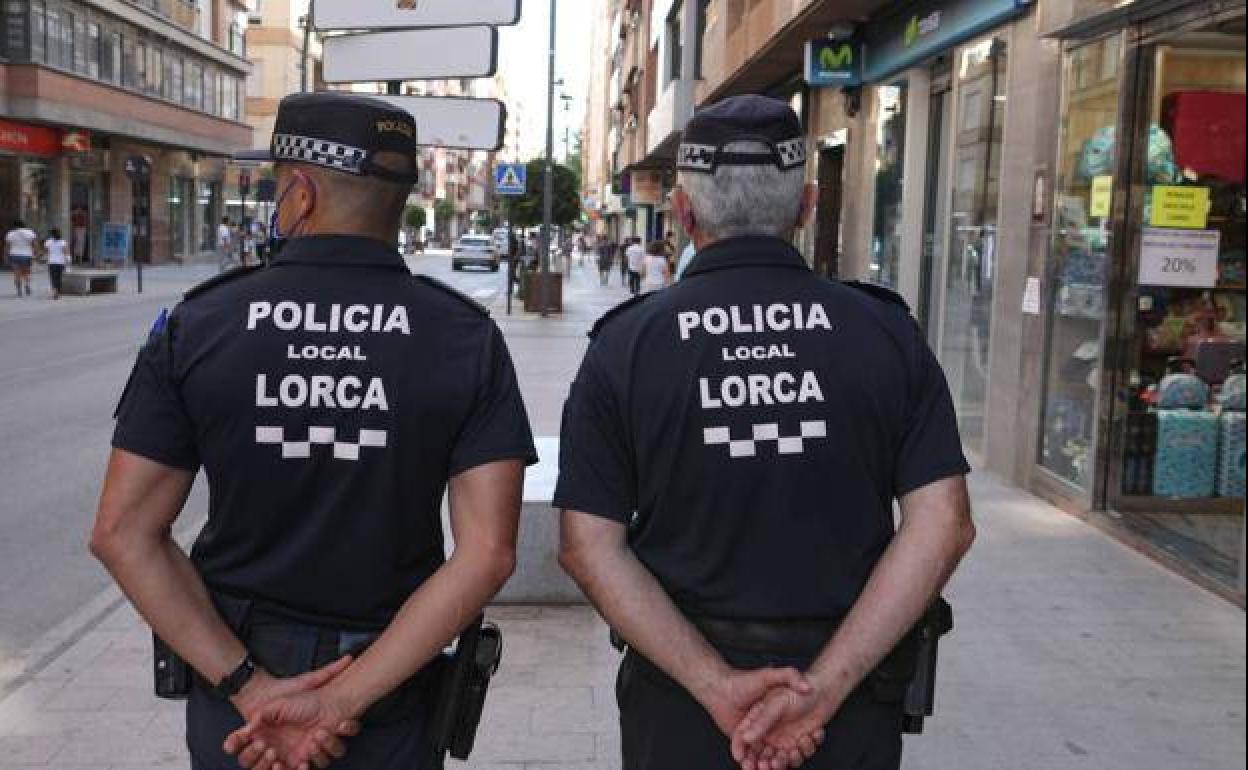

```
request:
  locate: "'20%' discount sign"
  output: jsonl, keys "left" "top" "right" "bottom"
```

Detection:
{"left": 1138, "top": 228, "right": 1221, "bottom": 288}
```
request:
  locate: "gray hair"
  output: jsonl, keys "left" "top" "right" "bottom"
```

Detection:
{"left": 677, "top": 141, "right": 806, "bottom": 241}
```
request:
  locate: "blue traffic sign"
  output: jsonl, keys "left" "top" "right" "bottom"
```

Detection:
{"left": 495, "top": 163, "right": 527, "bottom": 196}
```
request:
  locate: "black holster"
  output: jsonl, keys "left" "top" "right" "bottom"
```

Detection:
{"left": 430, "top": 615, "right": 504, "bottom": 761}
{"left": 870, "top": 598, "right": 954, "bottom": 734}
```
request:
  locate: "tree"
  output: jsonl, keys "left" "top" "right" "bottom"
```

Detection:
{"left": 404, "top": 206, "right": 427, "bottom": 230}
{"left": 503, "top": 159, "right": 581, "bottom": 228}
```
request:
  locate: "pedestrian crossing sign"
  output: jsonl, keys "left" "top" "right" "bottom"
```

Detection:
{"left": 495, "top": 163, "right": 527, "bottom": 196}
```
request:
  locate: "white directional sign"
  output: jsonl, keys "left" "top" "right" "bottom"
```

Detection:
{"left": 315, "top": 0, "right": 522, "bottom": 31}
{"left": 323, "top": 27, "right": 498, "bottom": 83}
{"left": 384, "top": 96, "right": 507, "bottom": 151}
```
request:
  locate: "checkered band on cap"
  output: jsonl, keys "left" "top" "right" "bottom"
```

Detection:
{"left": 775, "top": 138, "right": 807, "bottom": 169}
{"left": 272, "top": 133, "right": 368, "bottom": 174}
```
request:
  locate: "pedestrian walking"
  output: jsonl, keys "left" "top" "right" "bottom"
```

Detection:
{"left": 217, "top": 216, "right": 235, "bottom": 271}
{"left": 90, "top": 92, "right": 536, "bottom": 770}
{"left": 619, "top": 237, "right": 628, "bottom": 285}
{"left": 597, "top": 239, "right": 615, "bottom": 287}
{"left": 625, "top": 237, "right": 645, "bottom": 296}
{"left": 4, "top": 220, "right": 38, "bottom": 297}
{"left": 554, "top": 95, "right": 976, "bottom": 770}
{"left": 44, "top": 228, "right": 70, "bottom": 300}
{"left": 641, "top": 240, "right": 671, "bottom": 293}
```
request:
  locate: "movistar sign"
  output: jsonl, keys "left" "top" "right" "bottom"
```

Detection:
{"left": 805, "top": 38, "right": 862, "bottom": 88}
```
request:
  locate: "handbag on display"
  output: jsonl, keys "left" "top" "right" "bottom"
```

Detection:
{"left": 1162, "top": 91, "right": 1247, "bottom": 183}
{"left": 1156, "top": 372, "right": 1210, "bottom": 410}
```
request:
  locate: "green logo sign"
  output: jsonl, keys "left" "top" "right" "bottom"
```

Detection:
{"left": 819, "top": 43, "right": 854, "bottom": 70}
{"left": 904, "top": 11, "right": 943, "bottom": 48}
{"left": 904, "top": 16, "right": 920, "bottom": 47}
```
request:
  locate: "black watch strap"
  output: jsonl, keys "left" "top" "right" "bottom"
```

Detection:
{"left": 214, "top": 655, "right": 256, "bottom": 699}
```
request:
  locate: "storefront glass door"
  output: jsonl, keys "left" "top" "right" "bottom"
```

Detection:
{"left": 937, "top": 34, "right": 1010, "bottom": 450}
{"left": 1038, "top": 34, "right": 1123, "bottom": 492}
{"left": 1107, "top": 14, "right": 1246, "bottom": 591}
{"left": 919, "top": 62, "right": 953, "bottom": 342}
{"left": 870, "top": 83, "right": 908, "bottom": 288}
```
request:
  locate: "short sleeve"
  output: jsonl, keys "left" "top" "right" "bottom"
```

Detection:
{"left": 894, "top": 330, "right": 971, "bottom": 497}
{"left": 448, "top": 324, "right": 538, "bottom": 476}
{"left": 552, "top": 345, "right": 636, "bottom": 523}
{"left": 112, "top": 321, "right": 201, "bottom": 471}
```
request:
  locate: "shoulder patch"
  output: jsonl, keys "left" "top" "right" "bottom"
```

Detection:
{"left": 842, "top": 280, "right": 911, "bottom": 312}
{"left": 184, "top": 264, "right": 265, "bottom": 301}
{"left": 413, "top": 274, "right": 490, "bottom": 317}
{"left": 590, "top": 293, "right": 657, "bottom": 339}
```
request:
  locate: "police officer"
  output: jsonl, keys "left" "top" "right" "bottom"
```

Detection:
{"left": 90, "top": 92, "right": 536, "bottom": 770}
{"left": 554, "top": 95, "right": 976, "bottom": 770}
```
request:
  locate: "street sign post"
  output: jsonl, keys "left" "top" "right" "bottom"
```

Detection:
{"left": 382, "top": 96, "right": 507, "bottom": 151}
{"left": 322, "top": 27, "right": 499, "bottom": 83}
{"left": 315, "top": 0, "right": 521, "bottom": 31}
{"left": 495, "top": 164, "right": 527, "bottom": 196}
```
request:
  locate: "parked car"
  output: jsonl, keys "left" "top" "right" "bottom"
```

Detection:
{"left": 452, "top": 234, "right": 500, "bottom": 272}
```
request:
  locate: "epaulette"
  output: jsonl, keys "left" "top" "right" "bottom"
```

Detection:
{"left": 590, "top": 293, "right": 657, "bottom": 339}
{"left": 413, "top": 274, "right": 490, "bottom": 317}
{"left": 842, "top": 280, "right": 910, "bottom": 312}
{"left": 184, "top": 264, "right": 265, "bottom": 301}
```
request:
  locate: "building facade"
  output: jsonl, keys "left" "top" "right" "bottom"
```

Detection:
{"left": 1, "top": 0, "right": 252, "bottom": 265}
{"left": 585, "top": 0, "right": 1247, "bottom": 603}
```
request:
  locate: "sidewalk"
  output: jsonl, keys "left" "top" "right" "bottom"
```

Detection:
{"left": 0, "top": 264, "right": 1242, "bottom": 770}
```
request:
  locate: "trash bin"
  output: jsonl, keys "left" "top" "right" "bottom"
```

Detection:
{"left": 524, "top": 272, "right": 563, "bottom": 313}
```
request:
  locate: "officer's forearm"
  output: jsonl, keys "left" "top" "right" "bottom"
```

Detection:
{"left": 92, "top": 530, "right": 247, "bottom": 687}
{"left": 805, "top": 477, "right": 975, "bottom": 714}
{"left": 327, "top": 545, "right": 515, "bottom": 717}
{"left": 559, "top": 520, "right": 731, "bottom": 705}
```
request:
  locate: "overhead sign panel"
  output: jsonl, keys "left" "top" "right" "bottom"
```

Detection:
{"left": 384, "top": 96, "right": 507, "bottom": 151}
{"left": 323, "top": 27, "right": 498, "bottom": 83}
{"left": 315, "top": 0, "right": 522, "bottom": 31}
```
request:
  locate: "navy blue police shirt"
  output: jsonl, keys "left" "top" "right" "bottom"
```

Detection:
{"left": 553, "top": 236, "right": 969, "bottom": 623}
{"left": 113, "top": 236, "right": 537, "bottom": 630}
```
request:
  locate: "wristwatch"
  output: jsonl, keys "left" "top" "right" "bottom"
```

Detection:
{"left": 214, "top": 654, "right": 256, "bottom": 699}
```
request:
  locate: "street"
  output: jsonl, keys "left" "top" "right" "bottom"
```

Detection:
{"left": 0, "top": 251, "right": 512, "bottom": 691}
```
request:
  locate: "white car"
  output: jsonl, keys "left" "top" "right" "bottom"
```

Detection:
{"left": 452, "top": 235, "right": 500, "bottom": 272}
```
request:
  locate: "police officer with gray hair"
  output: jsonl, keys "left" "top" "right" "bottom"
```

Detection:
{"left": 555, "top": 95, "right": 975, "bottom": 770}
{"left": 91, "top": 92, "right": 536, "bottom": 770}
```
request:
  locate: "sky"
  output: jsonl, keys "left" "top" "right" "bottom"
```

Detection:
{"left": 498, "top": 0, "right": 596, "bottom": 161}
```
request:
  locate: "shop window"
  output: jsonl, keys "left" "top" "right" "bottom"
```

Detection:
{"left": 20, "top": 160, "right": 51, "bottom": 236}
{"left": 937, "top": 35, "right": 1009, "bottom": 449}
{"left": 72, "top": 14, "right": 85, "bottom": 72}
{"left": 198, "top": 180, "right": 220, "bottom": 251}
{"left": 870, "top": 83, "right": 907, "bottom": 289}
{"left": 169, "top": 176, "right": 193, "bottom": 258}
{"left": 1039, "top": 35, "right": 1122, "bottom": 490}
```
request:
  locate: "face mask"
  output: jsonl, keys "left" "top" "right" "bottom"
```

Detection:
{"left": 268, "top": 171, "right": 315, "bottom": 258}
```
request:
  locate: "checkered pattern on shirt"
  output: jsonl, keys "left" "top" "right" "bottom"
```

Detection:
{"left": 255, "top": 425, "right": 388, "bottom": 461}
{"left": 272, "top": 133, "right": 367, "bottom": 174}
{"left": 703, "top": 421, "right": 828, "bottom": 459}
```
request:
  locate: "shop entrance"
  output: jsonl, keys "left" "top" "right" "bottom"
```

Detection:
{"left": 0, "top": 159, "right": 17, "bottom": 268}
{"left": 70, "top": 177, "right": 93, "bottom": 265}
{"left": 1106, "top": 12, "right": 1246, "bottom": 591}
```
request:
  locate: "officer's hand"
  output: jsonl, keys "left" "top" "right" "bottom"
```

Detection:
{"left": 224, "top": 656, "right": 360, "bottom": 770}
{"left": 730, "top": 684, "right": 836, "bottom": 770}
{"left": 700, "top": 667, "right": 811, "bottom": 741}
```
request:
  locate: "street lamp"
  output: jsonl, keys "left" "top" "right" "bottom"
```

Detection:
{"left": 539, "top": 0, "right": 557, "bottom": 317}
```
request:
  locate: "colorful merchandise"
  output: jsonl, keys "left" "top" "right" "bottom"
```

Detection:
{"left": 1153, "top": 410, "right": 1219, "bottom": 499}
{"left": 1162, "top": 91, "right": 1247, "bottom": 184}
{"left": 1156, "top": 372, "right": 1210, "bottom": 409}
{"left": 1217, "top": 412, "right": 1246, "bottom": 499}
{"left": 1220, "top": 373, "right": 1247, "bottom": 411}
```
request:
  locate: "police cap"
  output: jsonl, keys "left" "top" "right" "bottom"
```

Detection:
{"left": 237, "top": 91, "right": 420, "bottom": 185}
{"left": 676, "top": 94, "right": 806, "bottom": 175}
